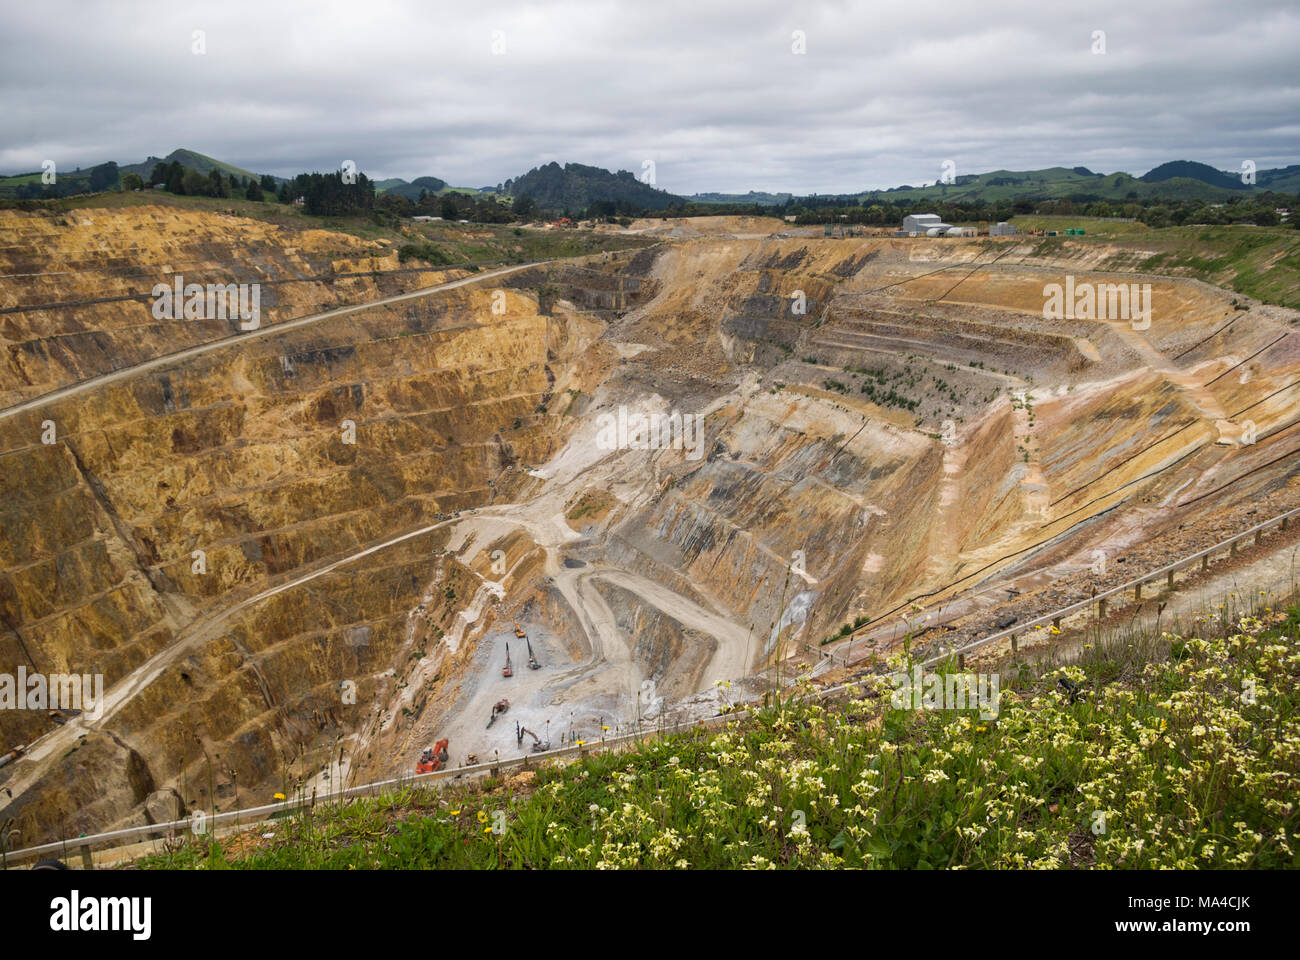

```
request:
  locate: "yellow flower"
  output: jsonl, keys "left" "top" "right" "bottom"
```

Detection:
{"left": 273, "top": 792, "right": 286, "bottom": 801}
{"left": 449, "top": 810, "right": 460, "bottom": 816}
{"left": 476, "top": 810, "right": 488, "bottom": 823}
{"left": 483, "top": 826, "right": 493, "bottom": 834}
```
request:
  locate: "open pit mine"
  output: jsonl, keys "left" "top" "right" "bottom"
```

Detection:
{"left": 3, "top": 208, "right": 1299, "bottom": 849}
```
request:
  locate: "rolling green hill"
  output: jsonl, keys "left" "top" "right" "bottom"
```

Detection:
{"left": 375, "top": 175, "right": 451, "bottom": 199}
{"left": 688, "top": 190, "right": 794, "bottom": 206}
{"left": 854, "top": 161, "right": 1297, "bottom": 205}
{"left": 1142, "top": 160, "right": 1243, "bottom": 190}
{"left": 506, "top": 161, "right": 682, "bottom": 212}
{"left": 117, "top": 148, "right": 269, "bottom": 183}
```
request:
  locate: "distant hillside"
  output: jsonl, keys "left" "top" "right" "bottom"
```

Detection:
{"left": 689, "top": 190, "right": 794, "bottom": 206}
{"left": 0, "top": 161, "right": 119, "bottom": 199}
{"left": 4, "top": 149, "right": 1296, "bottom": 210}
{"left": 1256, "top": 164, "right": 1300, "bottom": 193}
{"left": 853, "top": 161, "right": 1299, "bottom": 205}
{"left": 118, "top": 148, "right": 274, "bottom": 184}
{"left": 506, "top": 161, "right": 682, "bottom": 212}
{"left": 1141, "top": 160, "right": 1242, "bottom": 190}
{"left": 375, "top": 175, "right": 449, "bottom": 200}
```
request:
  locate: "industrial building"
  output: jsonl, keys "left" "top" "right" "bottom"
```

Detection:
{"left": 989, "top": 222, "right": 1017, "bottom": 236}
{"left": 903, "top": 213, "right": 952, "bottom": 234}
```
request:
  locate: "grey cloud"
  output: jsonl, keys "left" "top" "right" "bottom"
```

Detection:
{"left": 0, "top": 0, "right": 1296, "bottom": 194}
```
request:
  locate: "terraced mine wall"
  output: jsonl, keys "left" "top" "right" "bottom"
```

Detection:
{"left": 0, "top": 215, "right": 586, "bottom": 842}
{"left": 0, "top": 206, "right": 467, "bottom": 407}
{"left": 601, "top": 234, "right": 1300, "bottom": 651}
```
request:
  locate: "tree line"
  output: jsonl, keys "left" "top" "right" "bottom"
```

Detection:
{"left": 7, "top": 158, "right": 1294, "bottom": 231}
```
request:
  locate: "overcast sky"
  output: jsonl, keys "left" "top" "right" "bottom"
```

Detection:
{"left": 2, "top": 0, "right": 1297, "bottom": 195}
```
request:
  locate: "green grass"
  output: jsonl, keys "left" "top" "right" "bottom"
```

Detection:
{"left": 1115, "top": 225, "right": 1300, "bottom": 309}
{"left": 1011, "top": 216, "right": 1151, "bottom": 238}
{"left": 135, "top": 607, "right": 1300, "bottom": 870}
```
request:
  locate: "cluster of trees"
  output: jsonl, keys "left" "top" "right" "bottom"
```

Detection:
{"left": 8, "top": 161, "right": 119, "bottom": 199}
{"left": 144, "top": 159, "right": 277, "bottom": 200}
{"left": 143, "top": 163, "right": 377, "bottom": 216}
{"left": 506, "top": 161, "right": 677, "bottom": 212}
{"left": 275, "top": 171, "right": 374, "bottom": 215}
{"left": 372, "top": 186, "right": 636, "bottom": 226}
{"left": 373, "top": 188, "right": 520, "bottom": 224}
{"left": 772, "top": 192, "right": 1298, "bottom": 229}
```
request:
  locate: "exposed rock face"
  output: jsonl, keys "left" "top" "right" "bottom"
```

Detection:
{"left": 3, "top": 213, "right": 1298, "bottom": 849}
{"left": 0, "top": 206, "right": 462, "bottom": 407}
{"left": 0, "top": 206, "right": 589, "bottom": 845}
{"left": 144, "top": 788, "right": 183, "bottom": 825}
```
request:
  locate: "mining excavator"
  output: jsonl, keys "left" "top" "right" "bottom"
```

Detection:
{"left": 526, "top": 635, "right": 541, "bottom": 670}
{"left": 503, "top": 642, "right": 513, "bottom": 678}
{"left": 513, "top": 621, "right": 526, "bottom": 639}
{"left": 486, "top": 698, "right": 510, "bottom": 728}
{"left": 416, "top": 738, "right": 449, "bottom": 774}
{"left": 517, "top": 724, "right": 550, "bottom": 753}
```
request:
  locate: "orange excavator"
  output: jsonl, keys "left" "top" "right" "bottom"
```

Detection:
{"left": 503, "top": 642, "right": 514, "bottom": 678}
{"left": 513, "top": 621, "right": 526, "bottom": 639}
{"left": 416, "top": 738, "right": 449, "bottom": 774}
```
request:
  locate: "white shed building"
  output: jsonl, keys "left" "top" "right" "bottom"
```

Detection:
{"left": 903, "top": 213, "right": 951, "bottom": 233}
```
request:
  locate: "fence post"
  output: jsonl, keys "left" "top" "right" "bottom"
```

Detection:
{"left": 1053, "top": 616, "right": 1062, "bottom": 631}
{"left": 1134, "top": 583, "right": 1142, "bottom": 601}
{"left": 79, "top": 843, "right": 93, "bottom": 870}
{"left": 1167, "top": 569, "right": 1175, "bottom": 590}
{"left": 1010, "top": 633, "right": 1018, "bottom": 654}
{"left": 1231, "top": 540, "right": 1238, "bottom": 557}
{"left": 1202, "top": 555, "right": 1209, "bottom": 572}
{"left": 1098, "top": 597, "right": 1108, "bottom": 619}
